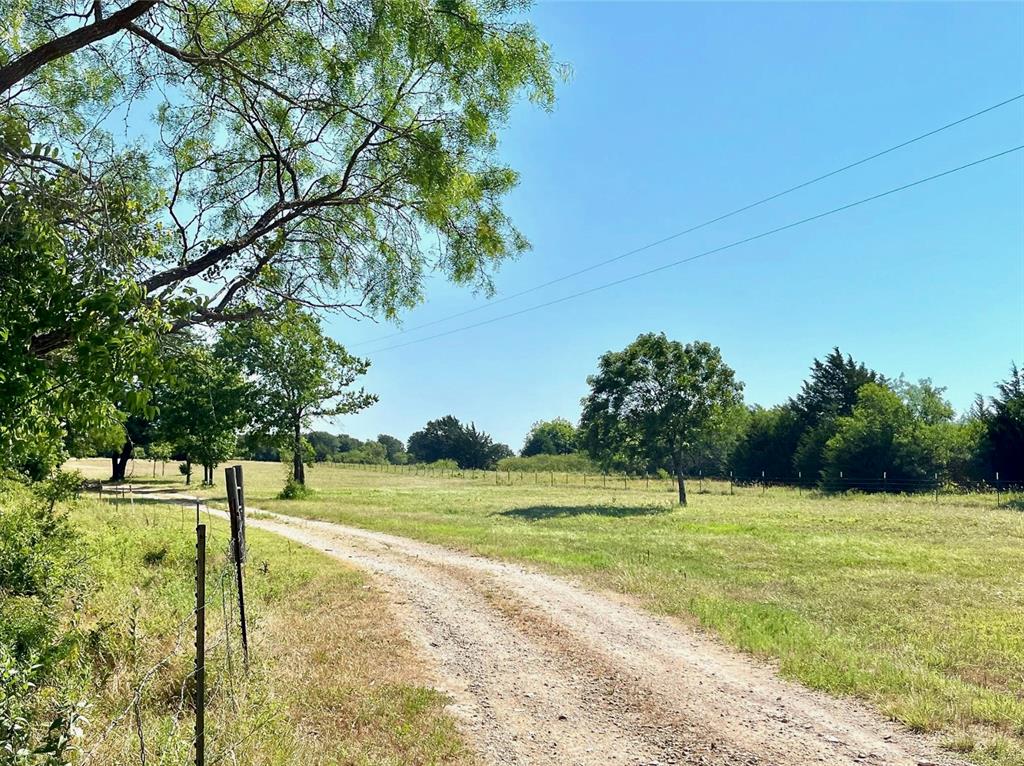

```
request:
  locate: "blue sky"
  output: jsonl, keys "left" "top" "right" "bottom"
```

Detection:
{"left": 327, "top": 1, "right": 1024, "bottom": 450}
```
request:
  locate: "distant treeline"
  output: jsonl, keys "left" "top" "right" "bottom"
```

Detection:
{"left": 281, "top": 348, "right": 1021, "bottom": 491}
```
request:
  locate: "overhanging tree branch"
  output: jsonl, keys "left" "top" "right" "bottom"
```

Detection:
{"left": 0, "top": 0, "right": 158, "bottom": 93}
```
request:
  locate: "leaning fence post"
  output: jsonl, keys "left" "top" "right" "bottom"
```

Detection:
{"left": 194, "top": 524, "right": 206, "bottom": 766}
{"left": 234, "top": 465, "right": 247, "bottom": 557}
{"left": 224, "top": 467, "right": 249, "bottom": 667}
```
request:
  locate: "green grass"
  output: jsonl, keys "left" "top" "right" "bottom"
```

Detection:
{"left": 69, "top": 489, "right": 474, "bottom": 765}
{"left": 69, "top": 458, "right": 1024, "bottom": 764}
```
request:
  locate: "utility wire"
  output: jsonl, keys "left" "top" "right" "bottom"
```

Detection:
{"left": 367, "top": 144, "right": 1023, "bottom": 354}
{"left": 354, "top": 93, "right": 1024, "bottom": 348}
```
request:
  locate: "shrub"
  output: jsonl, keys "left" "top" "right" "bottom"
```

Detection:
{"left": 0, "top": 475, "right": 89, "bottom": 761}
{"left": 278, "top": 478, "right": 313, "bottom": 500}
{"left": 497, "top": 453, "right": 597, "bottom": 474}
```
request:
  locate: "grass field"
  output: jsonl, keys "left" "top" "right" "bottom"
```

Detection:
{"left": 69, "top": 489, "right": 473, "bottom": 765}
{"left": 70, "top": 457, "right": 1024, "bottom": 765}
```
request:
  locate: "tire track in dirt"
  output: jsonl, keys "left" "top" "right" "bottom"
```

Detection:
{"left": 180, "top": 497, "right": 966, "bottom": 766}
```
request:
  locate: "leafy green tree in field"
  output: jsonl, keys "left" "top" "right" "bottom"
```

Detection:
{"left": 978, "top": 364, "right": 1024, "bottom": 481}
{"left": 148, "top": 441, "right": 173, "bottom": 477}
{"left": 729, "top": 404, "right": 803, "bottom": 479}
{"left": 408, "top": 417, "right": 464, "bottom": 464}
{"left": 521, "top": 418, "right": 577, "bottom": 457}
{"left": 219, "top": 307, "right": 376, "bottom": 490}
{"left": 579, "top": 333, "right": 744, "bottom": 506}
{"left": 790, "top": 348, "right": 883, "bottom": 480}
{"left": 407, "top": 416, "right": 511, "bottom": 469}
{"left": 377, "top": 434, "right": 407, "bottom": 464}
{"left": 821, "top": 379, "right": 982, "bottom": 490}
{"left": 336, "top": 441, "right": 388, "bottom": 465}
{"left": 154, "top": 341, "right": 249, "bottom": 485}
{"left": 307, "top": 431, "right": 342, "bottom": 463}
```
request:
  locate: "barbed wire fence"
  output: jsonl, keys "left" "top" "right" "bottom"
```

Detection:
{"left": 83, "top": 466, "right": 263, "bottom": 766}
{"left": 324, "top": 461, "right": 1022, "bottom": 507}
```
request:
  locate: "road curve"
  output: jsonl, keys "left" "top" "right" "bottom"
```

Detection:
{"left": 193, "top": 500, "right": 963, "bottom": 766}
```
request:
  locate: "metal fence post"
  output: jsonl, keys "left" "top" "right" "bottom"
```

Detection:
{"left": 194, "top": 524, "right": 206, "bottom": 766}
{"left": 996, "top": 472, "right": 1001, "bottom": 507}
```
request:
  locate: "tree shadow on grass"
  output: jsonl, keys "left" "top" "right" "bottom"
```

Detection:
{"left": 498, "top": 504, "right": 673, "bottom": 521}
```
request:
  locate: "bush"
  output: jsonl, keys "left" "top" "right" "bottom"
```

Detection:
{"left": 0, "top": 475, "right": 89, "bottom": 761}
{"left": 414, "top": 459, "right": 459, "bottom": 471}
{"left": 278, "top": 479, "right": 313, "bottom": 500}
{"left": 497, "top": 453, "right": 597, "bottom": 474}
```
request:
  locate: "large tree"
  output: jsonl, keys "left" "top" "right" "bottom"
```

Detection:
{"left": 1, "top": 0, "right": 555, "bottom": 475}
{"left": 407, "top": 415, "right": 510, "bottom": 469}
{"left": 579, "top": 333, "right": 744, "bottom": 506}
{"left": 980, "top": 364, "right": 1024, "bottom": 481}
{"left": 3, "top": 0, "right": 555, "bottom": 342}
{"left": 729, "top": 404, "right": 802, "bottom": 480}
{"left": 521, "top": 418, "right": 577, "bottom": 457}
{"left": 219, "top": 306, "right": 375, "bottom": 488}
{"left": 154, "top": 339, "right": 249, "bottom": 484}
{"left": 790, "top": 348, "right": 883, "bottom": 480}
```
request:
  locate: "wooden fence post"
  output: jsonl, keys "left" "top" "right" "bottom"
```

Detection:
{"left": 224, "top": 467, "right": 250, "bottom": 667}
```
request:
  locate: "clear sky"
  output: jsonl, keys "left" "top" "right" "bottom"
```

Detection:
{"left": 324, "top": 1, "right": 1024, "bottom": 451}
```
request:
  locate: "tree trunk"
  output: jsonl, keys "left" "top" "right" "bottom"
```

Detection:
{"left": 671, "top": 451, "right": 687, "bottom": 506}
{"left": 184, "top": 459, "right": 192, "bottom": 485}
{"left": 293, "top": 420, "right": 305, "bottom": 485}
{"left": 110, "top": 440, "right": 133, "bottom": 481}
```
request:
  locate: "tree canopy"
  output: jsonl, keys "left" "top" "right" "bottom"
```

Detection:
{"left": 154, "top": 338, "right": 249, "bottom": 484}
{"left": 979, "top": 364, "right": 1024, "bottom": 481}
{"left": 218, "top": 305, "right": 375, "bottom": 488}
{"left": 3, "top": 0, "right": 556, "bottom": 328}
{"left": 1, "top": 0, "right": 557, "bottom": 475}
{"left": 407, "top": 415, "right": 511, "bottom": 469}
{"left": 521, "top": 418, "right": 577, "bottom": 456}
{"left": 579, "top": 333, "right": 744, "bottom": 505}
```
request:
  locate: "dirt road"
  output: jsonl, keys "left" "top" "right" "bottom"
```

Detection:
{"left": 202, "top": 503, "right": 963, "bottom": 766}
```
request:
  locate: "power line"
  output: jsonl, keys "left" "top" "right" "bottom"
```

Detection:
{"left": 354, "top": 93, "right": 1024, "bottom": 348}
{"left": 366, "top": 144, "right": 1023, "bottom": 354}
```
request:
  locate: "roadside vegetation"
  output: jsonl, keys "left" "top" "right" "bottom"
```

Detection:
{"left": 68, "top": 457, "right": 1024, "bottom": 765}
{"left": 2, "top": 475, "right": 472, "bottom": 765}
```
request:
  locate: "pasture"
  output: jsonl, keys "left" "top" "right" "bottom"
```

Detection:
{"left": 69, "top": 457, "right": 1024, "bottom": 764}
